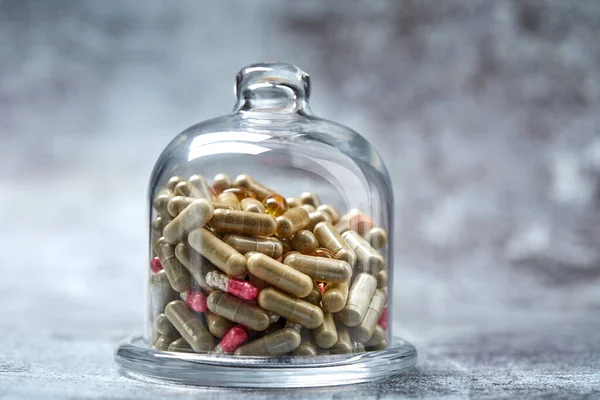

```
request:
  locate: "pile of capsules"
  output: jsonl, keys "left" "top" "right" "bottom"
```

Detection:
{"left": 149, "top": 173, "right": 389, "bottom": 357}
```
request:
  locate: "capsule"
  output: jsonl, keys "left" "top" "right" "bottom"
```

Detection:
{"left": 364, "top": 324, "right": 386, "bottom": 348}
{"left": 247, "top": 253, "right": 313, "bottom": 298}
{"left": 213, "top": 324, "right": 249, "bottom": 354}
{"left": 174, "top": 242, "right": 216, "bottom": 291}
{"left": 210, "top": 209, "right": 277, "bottom": 237}
{"left": 321, "top": 280, "right": 349, "bottom": 313}
{"left": 313, "top": 313, "right": 338, "bottom": 349}
{"left": 258, "top": 287, "right": 324, "bottom": 329}
{"left": 223, "top": 234, "right": 283, "bottom": 258}
{"left": 154, "top": 313, "right": 178, "bottom": 337}
{"left": 276, "top": 207, "right": 309, "bottom": 238}
{"left": 174, "top": 181, "right": 206, "bottom": 200}
{"left": 263, "top": 194, "right": 288, "bottom": 217}
{"left": 300, "top": 192, "right": 321, "bottom": 208}
{"left": 376, "top": 270, "right": 388, "bottom": 289}
{"left": 149, "top": 270, "right": 177, "bottom": 320}
{"left": 329, "top": 324, "right": 353, "bottom": 354}
{"left": 168, "top": 337, "right": 193, "bottom": 353}
{"left": 341, "top": 231, "right": 385, "bottom": 274}
{"left": 212, "top": 173, "right": 232, "bottom": 194}
{"left": 154, "top": 335, "right": 177, "bottom": 351}
{"left": 163, "top": 199, "right": 214, "bottom": 244}
{"left": 306, "top": 210, "right": 331, "bottom": 232}
{"left": 293, "top": 329, "right": 318, "bottom": 356}
{"left": 217, "top": 191, "right": 241, "bottom": 211}
{"left": 366, "top": 227, "right": 388, "bottom": 249}
{"left": 233, "top": 327, "right": 300, "bottom": 356}
{"left": 299, "top": 204, "right": 316, "bottom": 214}
{"left": 166, "top": 176, "right": 185, "bottom": 192}
{"left": 313, "top": 222, "right": 356, "bottom": 267}
{"left": 286, "top": 197, "right": 301, "bottom": 208}
{"left": 153, "top": 189, "right": 174, "bottom": 215}
{"left": 167, "top": 196, "right": 196, "bottom": 217}
{"left": 317, "top": 204, "right": 340, "bottom": 224}
{"left": 284, "top": 253, "right": 351, "bottom": 283}
{"left": 234, "top": 174, "right": 275, "bottom": 201}
{"left": 334, "top": 209, "right": 362, "bottom": 233}
{"left": 240, "top": 198, "right": 266, "bottom": 213}
{"left": 155, "top": 238, "right": 191, "bottom": 292}
{"left": 349, "top": 289, "right": 387, "bottom": 343}
{"left": 189, "top": 174, "right": 214, "bottom": 200}
{"left": 207, "top": 290, "right": 270, "bottom": 331}
{"left": 340, "top": 273, "right": 377, "bottom": 327}
{"left": 205, "top": 310, "right": 235, "bottom": 338}
{"left": 165, "top": 300, "right": 216, "bottom": 352}
{"left": 188, "top": 228, "right": 247, "bottom": 277}
{"left": 301, "top": 281, "right": 323, "bottom": 306}
{"left": 151, "top": 217, "right": 163, "bottom": 235}
{"left": 291, "top": 230, "right": 318, "bottom": 254}
{"left": 223, "top": 187, "right": 256, "bottom": 201}
{"left": 348, "top": 213, "right": 376, "bottom": 235}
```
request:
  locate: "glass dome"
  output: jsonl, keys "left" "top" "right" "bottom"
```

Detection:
{"left": 115, "top": 62, "right": 416, "bottom": 387}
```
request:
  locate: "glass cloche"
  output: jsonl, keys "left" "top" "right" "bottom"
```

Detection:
{"left": 115, "top": 62, "right": 417, "bottom": 387}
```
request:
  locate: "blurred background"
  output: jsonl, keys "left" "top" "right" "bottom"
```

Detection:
{"left": 1, "top": 0, "right": 599, "bottom": 397}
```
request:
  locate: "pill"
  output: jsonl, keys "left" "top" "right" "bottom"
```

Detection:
{"left": 263, "top": 194, "right": 288, "bottom": 217}
{"left": 291, "top": 230, "right": 318, "bottom": 254}
{"left": 165, "top": 300, "right": 216, "bottom": 352}
{"left": 223, "top": 234, "right": 283, "bottom": 258}
{"left": 174, "top": 181, "right": 205, "bottom": 199}
{"left": 378, "top": 307, "right": 388, "bottom": 329}
{"left": 155, "top": 238, "right": 191, "bottom": 292}
{"left": 223, "top": 187, "right": 256, "bottom": 201}
{"left": 247, "top": 253, "right": 313, "bottom": 298}
{"left": 349, "top": 289, "right": 387, "bottom": 343}
{"left": 168, "top": 337, "right": 193, "bottom": 353}
{"left": 210, "top": 209, "right": 277, "bottom": 237}
{"left": 149, "top": 270, "right": 178, "bottom": 320}
{"left": 166, "top": 196, "right": 194, "bottom": 217}
{"left": 310, "top": 247, "right": 334, "bottom": 259}
{"left": 205, "top": 310, "right": 235, "bottom": 338}
{"left": 276, "top": 207, "right": 309, "bottom": 238}
{"left": 299, "top": 204, "right": 316, "bottom": 214}
{"left": 180, "top": 290, "right": 208, "bottom": 312}
{"left": 205, "top": 270, "right": 258, "bottom": 301}
{"left": 151, "top": 328, "right": 160, "bottom": 345}
{"left": 189, "top": 174, "right": 214, "bottom": 200}
{"left": 166, "top": 176, "right": 185, "bottom": 192}
{"left": 364, "top": 324, "right": 386, "bottom": 348}
{"left": 313, "top": 222, "right": 356, "bottom": 267}
{"left": 306, "top": 210, "right": 331, "bottom": 231}
{"left": 163, "top": 199, "right": 214, "bottom": 244}
{"left": 212, "top": 201, "right": 235, "bottom": 210}
{"left": 212, "top": 324, "right": 249, "bottom": 354}
{"left": 334, "top": 209, "right": 362, "bottom": 233}
{"left": 154, "top": 313, "right": 178, "bottom": 337}
{"left": 154, "top": 335, "right": 177, "bottom": 351}
{"left": 234, "top": 174, "right": 275, "bottom": 201}
{"left": 212, "top": 173, "right": 232, "bottom": 194}
{"left": 317, "top": 204, "right": 340, "bottom": 224}
{"left": 217, "top": 191, "right": 242, "bottom": 210}
{"left": 240, "top": 198, "right": 266, "bottom": 213}
{"left": 321, "top": 280, "right": 349, "bottom": 313}
{"left": 234, "top": 328, "right": 301, "bottom": 356}
{"left": 153, "top": 189, "right": 174, "bottom": 215}
{"left": 366, "top": 227, "right": 388, "bottom": 249}
{"left": 301, "top": 281, "right": 323, "bottom": 306}
{"left": 174, "top": 242, "right": 216, "bottom": 291}
{"left": 341, "top": 231, "right": 385, "bottom": 274}
{"left": 313, "top": 313, "right": 338, "bottom": 349}
{"left": 286, "top": 197, "right": 301, "bottom": 208}
{"left": 258, "top": 287, "right": 324, "bottom": 329}
{"left": 188, "top": 228, "right": 247, "bottom": 277}
{"left": 366, "top": 338, "right": 388, "bottom": 351}
{"left": 150, "top": 257, "right": 163, "bottom": 273}
{"left": 348, "top": 213, "right": 376, "bottom": 235}
{"left": 340, "top": 273, "right": 377, "bottom": 327}
{"left": 151, "top": 217, "right": 163, "bottom": 235}
{"left": 207, "top": 290, "right": 270, "bottom": 331}
{"left": 300, "top": 192, "right": 321, "bottom": 208}
{"left": 376, "top": 270, "right": 388, "bottom": 289}
{"left": 284, "top": 253, "right": 352, "bottom": 283}
{"left": 329, "top": 324, "right": 353, "bottom": 354}
{"left": 293, "top": 329, "right": 318, "bottom": 356}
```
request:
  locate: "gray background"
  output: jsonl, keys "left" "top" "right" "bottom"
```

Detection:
{"left": 1, "top": 0, "right": 599, "bottom": 398}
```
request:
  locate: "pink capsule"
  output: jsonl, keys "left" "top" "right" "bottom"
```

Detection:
{"left": 150, "top": 257, "right": 163, "bottom": 273}
{"left": 205, "top": 270, "right": 258, "bottom": 301}
{"left": 218, "top": 324, "right": 249, "bottom": 353}
{"left": 378, "top": 307, "right": 388, "bottom": 329}
{"left": 184, "top": 290, "right": 208, "bottom": 313}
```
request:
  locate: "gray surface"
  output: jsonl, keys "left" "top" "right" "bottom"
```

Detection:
{"left": 1, "top": 0, "right": 600, "bottom": 398}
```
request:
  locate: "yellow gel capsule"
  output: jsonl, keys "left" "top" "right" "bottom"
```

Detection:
{"left": 205, "top": 310, "right": 235, "bottom": 338}
{"left": 340, "top": 273, "right": 377, "bottom": 327}
{"left": 341, "top": 230, "right": 385, "bottom": 274}
{"left": 234, "top": 174, "right": 275, "bottom": 201}
{"left": 291, "top": 230, "right": 318, "bottom": 254}
{"left": 207, "top": 290, "right": 270, "bottom": 331}
{"left": 300, "top": 192, "right": 321, "bottom": 208}
{"left": 313, "top": 312, "right": 338, "bottom": 349}
{"left": 210, "top": 209, "right": 277, "bottom": 237}
{"left": 212, "top": 173, "right": 232, "bottom": 194}
{"left": 166, "top": 176, "right": 185, "bottom": 192}
{"left": 258, "top": 287, "right": 324, "bottom": 329}
{"left": 263, "top": 194, "right": 288, "bottom": 217}
{"left": 247, "top": 253, "right": 313, "bottom": 298}
{"left": 284, "top": 253, "right": 352, "bottom": 283}
{"left": 349, "top": 289, "right": 387, "bottom": 343}
{"left": 234, "top": 328, "right": 301, "bottom": 356}
{"left": 188, "top": 228, "right": 247, "bottom": 277}
{"left": 321, "top": 280, "right": 349, "bottom": 313}
{"left": 163, "top": 199, "right": 214, "bottom": 244}
{"left": 276, "top": 207, "right": 310, "bottom": 238}
{"left": 240, "top": 198, "right": 266, "bottom": 213}
{"left": 317, "top": 204, "right": 340, "bottom": 224}
{"left": 217, "top": 191, "right": 242, "bottom": 211}
{"left": 223, "top": 234, "right": 283, "bottom": 258}
{"left": 155, "top": 238, "right": 191, "bottom": 292}
{"left": 313, "top": 221, "right": 356, "bottom": 268}
{"left": 165, "top": 300, "right": 215, "bottom": 352}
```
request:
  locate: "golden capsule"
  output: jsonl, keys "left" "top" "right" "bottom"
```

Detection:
{"left": 154, "top": 313, "right": 178, "bottom": 337}
{"left": 210, "top": 209, "right": 277, "bottom": 237}
{"left": 284, "top": 253, "right": 352, "bottom": 283}
{"left": 153, "top": 189, "right": 174, "bottom": 215}
{"left": 258, "top": 287, "right": 324, "bottom": 329}
{"left": 163, "top": 199, "right": 214, "bottom": 244}
{"left": 317, "top": 204, "right": 340, "bottom": 224}
{"left": 340, "top": 273, "right": 377, "bottom": 327}
{"left": 155, "top": 238, "right": 191, "bottom": 292}
{"left": 349, "top": 289, "right": 387, "bottom": 343}
{"left": 234, "top": 328, "right": 301, "bottom": 356}
{"left": 313, "top": 313, "right": 338, "bottom": 349}
{"left": 217, "top": 191, "right": 241, "bottom": 211}
{"left": 234, "top": 174, "right": 275, "bottom": 201}
{"left": 293, "top": 329, "right": 318, "bottom": 356}
{"left": 341, "top": 231, "right": 385, "bottom": 274}
{"left": 166, "top": 176, "right": 185, "bottom": 192}
{"left": 165, "top": 300, "right": 216, "bottom": 352}
{"left": 366, "top": 227, "right": 388, "bottom": 249}
{"left": 167, "top": 196, "right": 196, "bottom": 217}
{"left": 299, "top": 204, "right": 316, "bottom": 214}
{"left": 300, "top": 192, "right": 321, "bottom": 208}
{"left": 223, "top": 234, "right": 283, "bottom": 258}
{"left": 189, "top": 174, "right": 214, "bottom": 200}
{"left": 330, "top": 324, "right": 353, "bottom": 354}
{"left": 313, "top": 221, "right": 356, "bottom": 267}
{"left": 247, "top": 253, "right": 313, "bottom": 298}
{"left": 306, "top": 210, "right": 331, "bottom": 232}
{"left": 286, "top": 197, "right": 301, "bottom": 208}
{"left": 310, "top": 247, "right": 334, "bottom": 259}
{"left": 188, "top": 228, "right": 247, "bottom": 277}
{"left": 240, "top": 198, "right": 266, "bottom": 213}
{"left": 174, "top": 242, "right": 216, "bottom": 291}
{"left": 167, "top": 337, "right": 194, "bottom": 353}
{"left": 154, "top": 335, "right": 177, "bottom": 351}
{"left": 376, "top": 270, "right": 388, "bottom": 289}
{"left": 276, "top": 207, "right": 309, "bottom": 238}
{"left": 263, "top": 194, "right": 288, "bottom": 217}
{"left": 174, "top": 181, "right": 205, "bottom": 199}
{"left": 321, "top": 280, "right": 349, "bottom": 313}
{"left": 205, "top": 310, "right": 235, "bottom": 338}
{"left": 364, "top": 324, "right": 386, "bottom": 348}
{"left": 207, "top": 290, "right": 270, "bottom": 331}
{"left": 291, "top": 230, "right": 318, "bottom": 254}
{"left": 301, "top": 281, "right": 323, "bottom": 306}
{"left": 212, "top": 173, "right": 232, "bottom": 194}
{"left": 149, "top": 270, "right": 178, "bottom": 320}
{"left": 334, "top": 208, "right": 362, "bottom": 233}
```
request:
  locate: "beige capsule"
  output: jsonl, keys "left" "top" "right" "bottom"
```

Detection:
{"left": 174, "top": 181, "right": 205, "bottom": 199}
{"left": 154, "top": 335, "right": 177, "bottom": 351}
{"left": 167, "top": 196, "right": 196, "bottom": 217}
{"left": 316, "top": 204, "right": 340, "bottom": 224}
{"left": 167, "top": 337, "right": 194, "bottom": 353}
{"left": 340, "top": 273, "right": 377, "bottom": 327}
{"left": 217, "top": 191, "right": 241, "bottom": 211}
{"left": 313, "top": 313, "right": 338, "bottom": 349}
{"left": 349, "top": 289, "right": 387, "bottom": 343}
{"left": 364, "top": 324, "right": 386, "bottom": 348}
{"left": 366, "top": 227, "right": 388, "bottom": 249}
{"left": 151, "top": 217, "right": 163, "bottom": 235}
{"left": 163, "top": 199, "right": 214, "bottom": 244}
{"left": 223, "top": 234, "right": 283, "bottom": 258}
{"left": 321, "top": 280, "right": 349, "bottom": 313}
{"left": 247, "top": 253, "right": 313, "bottom": 298}
{"left": 166, "top": 176, "right": 185, "bottom": 192}
{"left": 212, "top": 201, "right": 235, "bottom": 210}
{"left": 334, "top": 208, "right": 362, "bottom": 233}
{"left": 234, "top": 328, "right": 301, "bottom": 356}
{"left": 151, "top": 328, "right": 160, "bottom": 346}
{"left": 240, "top": 198, "right": 266, "bottom": 214}
{"left": 205, "top": 310, "right": 234, "bottom": 338}
{"left": 155, "top": 238, "right": 191, "bottom": 292}
{"left": 149, "top": 269, "right": 178, "bottom": 320}
{"left": 293, "top": 329, "right": 318, "bottom": 356}
{"left": 276, "top": 207, "right": 310, "bottom": 238}
{"left": 188, "top": 228, "right": 247, "bottom": 277}
{"left": 174, "top": 242, "right": 216, "bottom": 291}
{"left": 299, "top": 204, "right": 316, "bottom": 214}
{"left": 306, "top": 210, "right": 331, "bottom": 232}
{"left": 258, "top": 287, "right": 324, "bottom": 329}
{"left": 207, "top": 290, "right": 270, "bottom": 331}
{"left": 154, "top": 313, "right": 178, "bottom": 337}
{"left": 366, "top": 338, "right": 388, "bottom": 351}
{"left": 301, "top": 282, "right": 323, "bottom": 306}
{"left": 342, "top": 231, "right": 385, "bottom": 274}
{"left": 165, "top": 300, "right": 216, "bottom": 352}
{"left": 210, "top": 209, "right": 277, "bottom": 236}
{"left": 291, "top": 230, "right": 318, "bottom": 254}
{"left": 212, "top": 173, "right": 232, "bottom": 194}
{"left": 300, "top": 192, "right": 321, "bottom": 208}
{"left": 330, "top": 324, "right": 353, "bottom": 354}
{"left": 286, "top": 197, "right": 301, "bottom": 208}
{"left": 376, "top": 270, "right": 388, "bottom": 289}
{"left": 313, "top": 222, "right": 356, "bottom": 267}
{"left": 153, "top": 189, "right": 175, "bottom": 215}
{"left": 234, "top": 174, "right": 275, "bottom": 201}
{"left": 284, "top": 253, "right": 352, "bottom": 283}
{"left": 189, "top": 174, "right": 213, "bottom": 200}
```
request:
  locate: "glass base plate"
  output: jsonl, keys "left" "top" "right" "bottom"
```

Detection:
{"left": 115, "top": 335, "right": 417, "bottom": 388}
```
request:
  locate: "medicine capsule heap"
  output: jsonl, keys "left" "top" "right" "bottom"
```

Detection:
{"left": 148, "top": 173, "right": 390, "bottom": 357}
